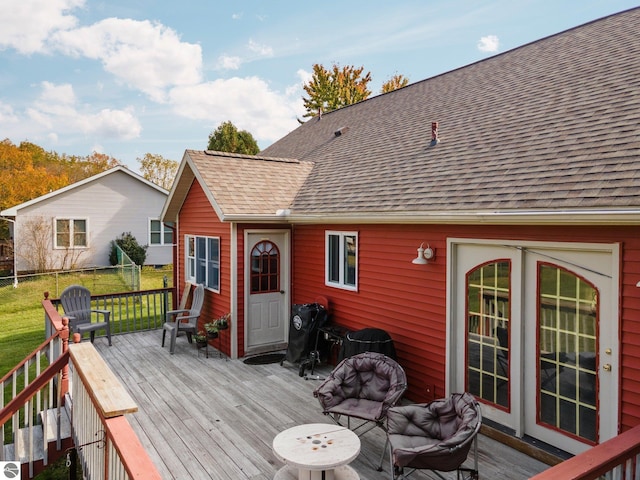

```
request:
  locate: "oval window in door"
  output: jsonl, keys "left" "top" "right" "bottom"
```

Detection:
{"left": 250, "top": 240, "right": 280, "bottom": 293}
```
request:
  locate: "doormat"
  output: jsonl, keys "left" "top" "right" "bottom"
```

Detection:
{"left": 243, "top": 353, "right": 286, "bottom": 365}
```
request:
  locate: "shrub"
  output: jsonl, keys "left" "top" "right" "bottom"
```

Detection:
{"left": 110, "top": 232, "right": 147, "bottom": 266}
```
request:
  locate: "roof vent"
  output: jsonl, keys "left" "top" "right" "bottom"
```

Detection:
{"left": 334, "top": 126, "right": 350, "bottom": 137}
{"left": 431, "top": 122, "right": 440, "bottom": 146}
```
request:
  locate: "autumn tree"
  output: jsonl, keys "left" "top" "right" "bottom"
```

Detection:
{"left": 302, "top": 63, "right": 372, "bottom": 118}
{"left": 0, "top": 139, "right": 120, "bottom": 239}
{"left": 137, "top": 153, "right": 179, "bottom": 190}
{"left": 0, "top": 140, "right": 68, "bottom": 214}
{"left": 207, "top": 121, "right": 260, "bottom": 155}
{"left": 381, "top": 74, "right": 410, "bottom": 93}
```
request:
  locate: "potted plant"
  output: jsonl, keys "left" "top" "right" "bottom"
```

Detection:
{"left": 203, "top": 321, "right": 219, "bottom": 339}
{"left": 215, "top": 313, "right": 231, "bottom": 331}
{"left": 193, "top": 331, "right": 208, "bottom": 348}
{"left": 205, "top": 313, "right": 230, "bottom": 338}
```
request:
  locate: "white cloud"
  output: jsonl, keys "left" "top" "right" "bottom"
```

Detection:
{"left": 477, "top": 35, "right": 499, "bottom": 53}
{"left": 168, "top": 77, "right": 304, "bottom": 143}
{"left": 296, "top": 69, "right": 312, "bottom": 86}
{"left": 0, "top": 0, "right": 83, "bottom": 54}
{"left": 51, "top": 18, "right": 203, "bottom": 102}
{"left": 232, "top": 13, "right": 243, "bottom": 20}
{"left": 248, "top": 39, "right": 273, "bottom": 57}
{"left": 217, "top": 55, "right": 243, "bottom": 70}
{"left": 26, "top": 81, "right": 142, "bottom": 140}
{"left": 0, "top": 102, "right": 19, "bottom": 124}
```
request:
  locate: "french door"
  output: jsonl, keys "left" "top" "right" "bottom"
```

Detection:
{"left": 448, "top": 239, "right": 619, "bottom": 454}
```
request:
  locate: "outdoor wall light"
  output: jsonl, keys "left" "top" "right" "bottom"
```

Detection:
{"left": 412, "top": 243, "right": 435, "bottom": 265}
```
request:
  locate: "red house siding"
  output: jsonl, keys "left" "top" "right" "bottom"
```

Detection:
{"left": 177, "top": 181, "right": 233, "bottom": 355}
{"left": 174, "top": 176, "right": 640, "bottom": 435}
{"left": 290, "top": 223, "right": 640, "bottom": 434}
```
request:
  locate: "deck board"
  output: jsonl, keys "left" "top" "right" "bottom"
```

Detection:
{"left": 94, "top": 331, "right": 551, "bottom": 479}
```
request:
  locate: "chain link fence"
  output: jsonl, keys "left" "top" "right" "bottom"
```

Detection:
{"left": 0, "top": 266, "right": 141, "bottom": 308}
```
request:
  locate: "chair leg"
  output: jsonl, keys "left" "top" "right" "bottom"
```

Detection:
{"left": 377, "top": 434, "right": 389, "bottom": 471}
{"left": 169, "top": 326, "right": 177, "bottom": 354}
{"left": 162, "top": 328, "right": 166, "bottom": 347}
{"left": 106, "top": 323, "right": 112, "bottom": 346}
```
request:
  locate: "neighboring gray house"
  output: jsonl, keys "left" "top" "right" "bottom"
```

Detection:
{"left": 1, "top": 166, "right": 172, "bottom": 272}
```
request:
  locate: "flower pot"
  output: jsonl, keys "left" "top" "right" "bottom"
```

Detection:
{"left": 196, "top": 340, "right": 207, "bottom": 348}
{"left": 207, "top": 331, "right": 219, "bottom": 339}
{"left": 218, "top": 323, "right": 229, "bottom": 331}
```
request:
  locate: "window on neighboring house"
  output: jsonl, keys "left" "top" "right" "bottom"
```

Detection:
{"left": 326, "top": 231, "right": 358, "bottom": 290}
{"left": 185, "top": 235, "right": 220, "bottom": 291}
{"left": 149, "top": 219, "right": 174, "bottom": 245}
{"left": 55, "top": 218, "right": 87, "bottom": 248}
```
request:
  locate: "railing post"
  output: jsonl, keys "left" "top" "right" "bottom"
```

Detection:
{"left": 163, "top": 276, "right": 169, "bottom": 322}
{"left": 59, "top": 317, "right": 70, "bottom": 400}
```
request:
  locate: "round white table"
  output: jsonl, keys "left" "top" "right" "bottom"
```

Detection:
{"left": 272, "top": 423, "right": 361, "bottom": 480}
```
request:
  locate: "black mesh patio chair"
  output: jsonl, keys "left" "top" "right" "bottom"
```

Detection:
{"left": 314, "top": 351, "right": 407, "bottom": 470}
{"left": 387, "top": 392, "right": 482, "bottom": 480}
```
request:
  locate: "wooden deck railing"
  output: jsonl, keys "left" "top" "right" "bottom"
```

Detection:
{"left": 1, "top": 296, "right": 163, "bottom": 478}
{"left": 0, "top": 302, "right": 70, "bottom": 477}
{"left": 46, "top": 286, "right": 174, "bottom": 338}
{"left": 69, "top": 341, "right": 161, "bottom": 480}
{"left": 529, "top": 426, "right": 640, "bottom": 479}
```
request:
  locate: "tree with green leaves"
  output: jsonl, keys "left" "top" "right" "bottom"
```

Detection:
{"left": 137, "top": 153, "right": 178, "bottom": 190}
{"left": 207, "top": 121, "right": 260, "bottom": 155}
{"left": 302, "top": 63, "right": 372, "bottom": 118}
{"left": 381, "top": 74, "right": 410, "bottom": 93}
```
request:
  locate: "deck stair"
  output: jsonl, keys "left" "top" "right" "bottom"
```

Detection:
{"left": 3, "top": 405, "right": 72, "bottom": 470}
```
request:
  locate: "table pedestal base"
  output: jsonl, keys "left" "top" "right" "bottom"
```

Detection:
{"left": 274, "top": 464, "right": 359, "bottom": 480}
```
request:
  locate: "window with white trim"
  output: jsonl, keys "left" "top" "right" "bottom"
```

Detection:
{"left": 149, "top": 219, "right": 174, "bottom": 245}
{"left": 325, "top": 231, "right": 358, "bottom": 290}
{"left": 54, "top": 218, "right": 87, "bottom": 248}
{"left": 185, "top": 235, "right": 220, "bottom": 291}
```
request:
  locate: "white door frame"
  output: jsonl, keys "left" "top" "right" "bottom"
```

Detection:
{"left": 243, "top": 229, "right": 290, "bottom": 353}
{"left": 446, "top": 237, "right": 620, "bottom": 453}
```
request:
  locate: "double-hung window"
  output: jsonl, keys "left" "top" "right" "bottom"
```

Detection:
{"left": 325, "top": 231, "right": 358, "bottom": 290}
{"left": 149, "top": 219, "right": 174, "bottom": 245}
{"left": 55, "top": 218, "right": 88, "bottom": 248}
{"left": 185, "top": 235, "right": 220, "bottom": 291}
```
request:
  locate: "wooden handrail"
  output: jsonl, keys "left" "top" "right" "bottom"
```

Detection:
{"left": 106, "top": 416, "right": 162, "bottom": 480}
{"left": 0, "top": 352, "right": 69, "bottom": 426}
{"left": 529, "top": 426, "right": 640, "bottom": 479}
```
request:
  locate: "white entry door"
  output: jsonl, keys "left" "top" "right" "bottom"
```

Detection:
{"left": 245, "top": 231, "right": 289, "bottom": 351}
{"left": 449, "top": 239, "right": 619, "bottom": 455}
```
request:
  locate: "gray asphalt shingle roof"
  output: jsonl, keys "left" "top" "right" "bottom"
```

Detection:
{"left": 260, "top": 7, "right": 640, "bottom": 218}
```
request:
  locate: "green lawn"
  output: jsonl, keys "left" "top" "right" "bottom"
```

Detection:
{"left": 0, "top": 266, "right": 172, "bottom": 378}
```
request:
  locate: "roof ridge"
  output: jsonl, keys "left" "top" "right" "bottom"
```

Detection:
{"left": 198, "top": 149, "right": 303, "bottom": 164}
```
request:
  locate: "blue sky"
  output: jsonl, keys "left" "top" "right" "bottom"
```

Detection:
{"left": 1, "top": 1, "right": 638, "bottom": 171}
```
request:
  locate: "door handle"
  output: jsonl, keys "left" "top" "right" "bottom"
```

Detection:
{"left": 280, "top": 290, "right": 285, "bottom": 294}
{"left": 603, "top": 364, "right": 612, "bottom": 372}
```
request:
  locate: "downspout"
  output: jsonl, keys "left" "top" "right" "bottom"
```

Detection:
{"left": 230, "top": 223, "right": 238, "bottom": 359}
{"left": 168, "top": 222, "right": 179, "bottom": 309}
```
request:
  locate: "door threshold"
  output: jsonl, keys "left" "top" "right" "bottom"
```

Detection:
{"left": 481, "top": 419, "right": 573, "bottom": 466}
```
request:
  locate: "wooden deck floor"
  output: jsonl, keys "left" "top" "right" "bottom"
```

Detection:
{"left": 94, "top": 331, "right": 551, "bottom": 480}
